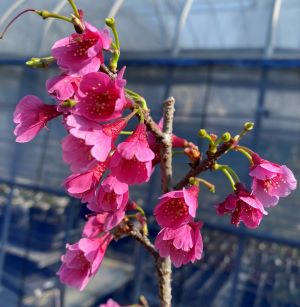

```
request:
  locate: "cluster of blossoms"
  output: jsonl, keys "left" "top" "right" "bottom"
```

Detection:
{"left": 10, "top": 6, "right": 297, "bottom": 305}
{"left": 216, "top": 153, "right": 297, "bottom": 228}
{"left": 12, "top": 15, "right": 201, "bottom": 289}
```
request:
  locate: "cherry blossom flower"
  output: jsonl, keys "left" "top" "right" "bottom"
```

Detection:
{"left": 57, "top": 234, "right": 113, "bottom": 291}
{"left": 87, "top": 176, "right": 129, "bottom": 229}
{"left": 62, "top": 134, "right": 97, "bottom": 172}
{"left": 250, "top": 153, "right": 297, "bottom": 207}
{"left": 52, "top": 22, "right": 111, "bottom": 75}
{"left": 64, "top": 162, "right": 107, "bottom": 203}
{"left": 46, "top": 74, "right": 81, "bottom": 102}
{"left": 75, "top": 68, "right": 128, "bottom": 122}
{"left": 154, "top": 186, "right": 199, "bottom": 229}
{"left": 82, "top": 214, "right": 107, "bottom": 238}
{"left": 13, "top": 95, "right": 60, "bottom": 143}
{"left": 110, "top": 124, "right": 155, "bottom": 185}
{"left": 66, "top": 114, "right": 101, "bottom": 140}
{"left": 66, "top": 115, "right": 127, "bottom": 162}
{"left": 155, "top": 221, "right": 203, "bottom": 268}
{"left": 216, "top": 183, "right": 268, "bottom": 228}
{"left": 91, "top": 175, "right": 129, "bottom": 212}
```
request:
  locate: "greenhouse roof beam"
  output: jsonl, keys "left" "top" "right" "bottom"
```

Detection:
{"left": 265, "top": 0, "right": 282, "bottom": 58}
{"left": 107, "top": 0, "right": 124, "bottom": 18}
{"left": 172, "top": 0, "right": 194, "bottom": 56}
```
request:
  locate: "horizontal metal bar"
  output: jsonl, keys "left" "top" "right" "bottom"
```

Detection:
{"left": 0, "top": 178, "right": 68, "bottom": 197}
{"left": 2, "top": 58, "right": 300, "bottom": 68}
{"left": 203, "top": 221, "right": 300, "bottom": 249}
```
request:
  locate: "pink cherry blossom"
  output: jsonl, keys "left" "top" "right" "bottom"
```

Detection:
{"left": 82, "top": 214, "right": 107, "bottom": 238}
{"left": 64, "top": 162, "right": 107, "bottom": 203}
{"left": 250, "top": 153, "right": 297, "bottom": 207}
{"left": 155, "top": 221, "right": 203, "bottom": 268}
{"left": 88, "top": 176, "right": 129, "bottom": 230}
{"left": 62, "top": 134, "right": 97, "bottom": 172}
{"left": 46, "top": 74, "right": 81, "bottom": 102}
{"left": 85, "top": 118, "right": 127, "bottom": 162}
{"left": 154, "top": 186, "right": 199, "bottom": 229}
{"left": 57, "top": 234, "right": 113, "bottom": 291}
{"left": 75, "top": 68, "right": 128, "bottom": 122}
{"left": 66, "top": 114, "right": 101, "bottom": 139}
{"left": 52, "top": 22, "right": 111, "bottom": 75}
{"left": 66, "top": 115, "right": 127, "bottom": 162}
{"left": 91, "top": 175, "right": 129, "bottom": 212}
{"left": 13, "top": 95, "right": 60, "bottom": 143}
{"left": 99, "top": 299, "right": 121, "bottom": 307}
{"left": 216, "top": 183, "right": 268, "bottom": 228}
{"left": 110, "top": 124, "right": 155, "bottom": 185}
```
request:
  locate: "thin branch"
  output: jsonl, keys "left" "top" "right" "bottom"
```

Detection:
{"left": 156, "top": 97, "right": 175, "bottom": 307}
{"left": 128, "top": 226, "right": 158, "bottom": 259}
{"left": 160, "top": 97, "right": 175, "bottom": 193}
{"left": 143, "top": 109, "right": 164, "bottom": 140}
{"left": 174, "top": 140, "right": 234, "bottom": 190}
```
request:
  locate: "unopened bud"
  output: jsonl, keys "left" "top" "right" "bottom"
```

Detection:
{"left": 184, "top": 147, "right": 201, "bottom": 163}
{"left": 221, "top": 132, "right": 231, "bottom": 142}
{"left": 36, "top": 10, "right": 50, "bottom": 19}
{"left": 62, "top": 99, "right": 77, "bottom": 108}
{"left": 105, "top": 17, "right": 115, "bottom": 27}
{"left": 210, "top": 133, "right": 218, "bottom": 142}
{"left": 198, "top": 129, "right": 207, "bottom": 137}
{"left": 244, "top": 122, "right": 254, "bottom": 131}
{"left": 26, "top": 57, "right": 54, "bottom": 68}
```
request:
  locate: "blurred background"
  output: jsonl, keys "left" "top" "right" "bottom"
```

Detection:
{"left": 0, "top": 0, "right": 300, "bottom": 306}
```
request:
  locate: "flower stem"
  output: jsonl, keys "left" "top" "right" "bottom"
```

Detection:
{"left": 0, "top": 9, "right": 36, "bottom": 39}
{"left": 235, "top": 146, "right": 254, "bottom": 165}
{"left": 120, "top": 131, "right": 133, "bottom": 135}
{"left": 189, "top": 177, "right": 215, "bottom": 193}
{"left": 138, "top": 107, "right": 145, "bottom": 123}
{"left": 36, "top": 10, "right": 73, "bottom": 23}
{"left": 105, "top": 17, "right": 120, "bottom": 72}
{"left": 68, "top": 0, "right": 80, "bottom": 17}
{"left": 126, "top": 88, "right": 148, "bottom": 110}
{"left": 198, "top": 129, "right": 214, "bottom": 144}
{"left": 136, "top": 205, "right": 146, "bottom": 217}
{"left": 214, "top": 164, "right": 238, "bottom": 191}
{"left": 235, "top": 122, "right": 254, "bottom": 142}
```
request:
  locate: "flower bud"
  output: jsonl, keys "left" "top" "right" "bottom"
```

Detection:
{"left": 198, "top": 129, "right": 207, "bottom": 137}
{"left": 62, "top": 99, "right": 77, "bottom": 108}
{"left": 244, "top": 122, "right": 254, "bottom": 131}
{"left": 221, "top": 132, "right": 231, "bottom": 142}
{"left": 26, "top": 57, "right": 54, "bottom": 68}
{"left": 105, "top": 17, "right": 115, "bottom": 27}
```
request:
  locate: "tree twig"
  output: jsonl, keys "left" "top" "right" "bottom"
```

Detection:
{"left": 160, "top": 97, "right": 175, "bottom": 192}
{"left": 174, "top": 140, "right": 234, "bottom": 190}
{"left": 156, "top": 97, "right": 175, "bottom": 307}
{"left": 128, "top": 226, "right": 158, "bottom": 259}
